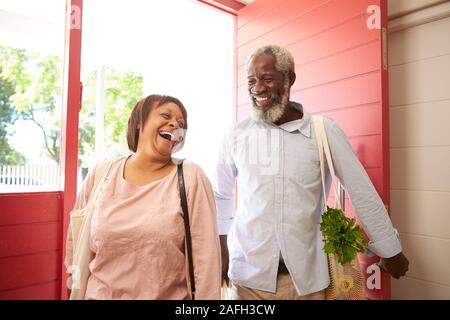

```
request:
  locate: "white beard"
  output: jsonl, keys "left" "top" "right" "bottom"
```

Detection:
{"left": 250, "top": 82, "right": 290, "bottom": 123}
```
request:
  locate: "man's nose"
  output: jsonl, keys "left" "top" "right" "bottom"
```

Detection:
{"left": 251, "top": 80, "right": 266, "bottom": 94}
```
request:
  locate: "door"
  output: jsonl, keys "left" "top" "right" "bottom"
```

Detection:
{"left": 234, "top": 0, "right": 390, "bottom": 299}
{"left": 0, "top": 0, "right": 82, "bottom": 299}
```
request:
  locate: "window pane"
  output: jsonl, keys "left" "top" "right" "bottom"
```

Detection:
{"left": 0, "top": 0, "right": 65, "bottom": 192}
{"left": 79, "top": 0, "right": 233, "bottom": 185}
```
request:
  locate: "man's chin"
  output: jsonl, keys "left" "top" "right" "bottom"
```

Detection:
{"left": 251, "top": 102, "right": 285, "bottom": 123}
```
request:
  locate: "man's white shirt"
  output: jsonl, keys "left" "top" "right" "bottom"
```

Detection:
{"left": 214, "top": 103, "right": 401, "bottom": 295}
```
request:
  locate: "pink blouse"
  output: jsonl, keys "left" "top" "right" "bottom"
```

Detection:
{"left": 65, "top": 156, "right": 221, "bottom": 299}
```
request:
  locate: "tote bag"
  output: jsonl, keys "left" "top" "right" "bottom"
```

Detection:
{"left": 313, "top": 115, "right": 366, "bottom": 300}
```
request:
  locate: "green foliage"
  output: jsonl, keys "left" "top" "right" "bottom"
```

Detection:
{"left": 0, "top": 45, "right": 143, "bottom": 166}
{"left": 79, "top": 68, "right": 143, "bottom": 165}
{"left": 0, "top": 45, "right": 62, "bottom": 163}
{"left": 0, "top": 65, "right": 26, "bottom": 165}
{"left": 320, "top": 206, "right": 368, "bottom": 265}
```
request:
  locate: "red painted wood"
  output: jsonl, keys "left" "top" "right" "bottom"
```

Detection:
{"left": 59, "top": 0, "right": 84, "bottom": 299}
{"left": 237, "top": 0, "right": 378, "bottom": 67}
{"left": 197, "top": 0, "right": 245, "bottom": 15}
{"left": 0, "top": 192, "right": 61, "bottom": 226}
{"left": 325, "top": 103, "right": 382, "bottom": 137}
{"left": 291, "top": 72, "right": 381, "bottom": 112}
{"left": 237, "top": 0, "right": 390, "bottom": 299}
{"left": 0, "top": 222, "right": 61, "bottom": 258}
{"left": 0, "top": 281, "right": 59, "bottom": 300}
{"left": 0, "top": 251, "right": 60, "bottom": 291}
{"left": 348, "top": 135, "right": 382, "bottom": 169}
{"left": 237, "top": 0, "right": 285, "bottom": 29}
{"left": 380, "top": 0, "right": 390, "bottom": 225}
{"left": 238, "top": 0, "right": 325, "bottom": 47}
{"left": 237, "top": 13, "right": 379, "bottom": 87}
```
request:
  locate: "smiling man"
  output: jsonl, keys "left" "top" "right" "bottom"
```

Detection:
{"left": 214, "top": 45, "right": 409, "bottom": 300}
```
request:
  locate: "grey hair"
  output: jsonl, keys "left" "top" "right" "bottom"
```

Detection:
{"left": 246, "top": 45, "right": 295, "bottom": 77}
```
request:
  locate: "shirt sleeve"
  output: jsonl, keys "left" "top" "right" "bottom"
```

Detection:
{"left": 186, "top": 164, "right": 222, "bottom": 300}
{"left": 213, "top": 131, "right": 237, "bottom": 235}
{"left": 324, "top": 117, "right": 402, "bottom": 258}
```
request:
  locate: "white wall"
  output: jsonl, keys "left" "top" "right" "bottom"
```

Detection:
{"left": 388, "top": 0, "right": 450, "bottom": 299}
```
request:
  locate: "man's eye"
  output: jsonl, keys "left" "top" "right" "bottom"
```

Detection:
{"left": 264, "top": 78, "right": 273, "bottom": 82}
{"left": 248, "top": 80, "right": 255, "bottom": 85}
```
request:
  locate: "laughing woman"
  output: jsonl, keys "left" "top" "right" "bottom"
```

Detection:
{"left": 65, "top": 94, "right": 221, "bottom": 299}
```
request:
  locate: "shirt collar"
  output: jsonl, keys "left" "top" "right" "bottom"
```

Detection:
{"left": 278, "top": 102, "right": 312, "bottom": 138}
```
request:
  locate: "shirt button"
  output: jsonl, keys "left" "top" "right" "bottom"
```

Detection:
{"left": 277, "top": 224, "right": 282, "bottom": 231}
{"left": 276, "top": 196, "right": 282, "bottom": 203}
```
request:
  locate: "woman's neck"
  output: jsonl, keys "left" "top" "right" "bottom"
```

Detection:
{"left": 131, "top": 152, "right": 173, "bottom": 173}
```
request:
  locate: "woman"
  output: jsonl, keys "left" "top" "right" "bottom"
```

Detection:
{"left": 65, "top": 94, "right": 221, "bottom": 299}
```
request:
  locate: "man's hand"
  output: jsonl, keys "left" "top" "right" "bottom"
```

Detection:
{"left": 219, "top": 235, "right": 229, "bottom": 287}
{"left": 379, "top": 252, "right": 409, "bottom": 279}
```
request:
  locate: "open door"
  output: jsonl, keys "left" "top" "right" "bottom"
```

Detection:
{"left": 233, "top": 0, "right": 390, "bottom": 299}
{"left": 0, "top": 0, "right": 82, "bottom": 299}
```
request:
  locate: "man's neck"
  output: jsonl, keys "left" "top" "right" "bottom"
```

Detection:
{"left": 274, "top": 102, "right": 303, "bottom": 126}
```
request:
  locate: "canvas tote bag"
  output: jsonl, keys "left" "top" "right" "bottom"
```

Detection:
{"left": 68, "top": 159, "right": 112, "bottom": 300}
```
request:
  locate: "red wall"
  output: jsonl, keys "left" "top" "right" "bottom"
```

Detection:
{"left": 0, "top": 193, "right": 62, "bottom": 299}
{"left": 236, "top": 0, "right": 390, "bottom": 299}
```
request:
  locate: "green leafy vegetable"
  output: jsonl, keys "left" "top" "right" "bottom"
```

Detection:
{"left": 320, "top": 206, "right": 368, "bottom": 265}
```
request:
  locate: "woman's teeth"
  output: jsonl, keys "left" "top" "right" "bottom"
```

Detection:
{"left": 159, "top": 131, "right": 174, "bottom": 141}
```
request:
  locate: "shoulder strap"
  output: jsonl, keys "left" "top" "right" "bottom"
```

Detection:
{"left": 313, "top": 115, "right": 341, "bottom": 209}
{"left": 89, "top": 159, "right": 113, "bottom": 204}
{"left": 74, "top": 159, "right": 112, "bottom": 253}
{"left": 177, "top": 160, "right": 196, "bottom": 300}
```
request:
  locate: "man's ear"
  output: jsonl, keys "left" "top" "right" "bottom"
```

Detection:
{"left": 289, "top": 72, "right": 296, "bottom": 87}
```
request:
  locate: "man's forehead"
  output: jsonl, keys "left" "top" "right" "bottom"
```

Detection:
{"left": 247, "top": 55, "right": 277, "bottom": 74}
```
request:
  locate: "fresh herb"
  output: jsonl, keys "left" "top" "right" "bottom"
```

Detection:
{"left": 320, "top": 206, "right": 368, "bottom": 265}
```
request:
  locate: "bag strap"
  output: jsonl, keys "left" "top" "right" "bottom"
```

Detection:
{"left": 74, "top": 159, "right": 112, "bottom": 256}
{"left": 177, "top": 160, "right": 196, "bottom": 300}
{"left": 313, "top": 115, "right": 341, "bottom": 210}
{"left": 90, "top": 159, "right": 113, "bottom": 204}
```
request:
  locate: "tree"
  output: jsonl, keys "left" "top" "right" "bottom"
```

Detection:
{"left": 79, "top": 67, "right": 143, "bottom": 165}
{"left": 0, "top": 45, "right": 143, "bottom": 167}
{"left": 0, "top": 45, "right": 61, "bottom": 163}
{"left": 0, "top": 68, "right": 26, "bottom": 165}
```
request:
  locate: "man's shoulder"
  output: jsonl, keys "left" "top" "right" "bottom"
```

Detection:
{"left": 233, "top": 116, "right": 255, "bottom": 131}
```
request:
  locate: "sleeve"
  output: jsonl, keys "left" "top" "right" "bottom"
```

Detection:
{"left": 64, "top": 163, "right": 99, "bottom": 274}
{"left": 213, "top": 130, "right": 237, "bottom": 235}
{"left": 324, "top": 117, "right": 402, "bottom": 258}
{"left": 186, "top": 164, "right": 222, "bottom": 300}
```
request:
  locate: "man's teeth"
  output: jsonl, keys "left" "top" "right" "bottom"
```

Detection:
{"left": 255, "top": 96, "right": 269, "bottom": 101}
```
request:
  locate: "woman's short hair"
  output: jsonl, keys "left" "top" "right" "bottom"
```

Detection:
{"left": 127, "top": 94, "right": 188, "bottom": 152}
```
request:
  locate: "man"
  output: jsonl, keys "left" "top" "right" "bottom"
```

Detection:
{"left": 214, "top": 45, "right": 409, "bottom": 300}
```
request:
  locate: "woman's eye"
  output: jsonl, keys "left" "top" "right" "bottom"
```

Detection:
{"left": 161, "top": 113, "right": 170, "bottom": 119}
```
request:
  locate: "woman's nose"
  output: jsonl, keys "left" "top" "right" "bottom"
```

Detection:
{"left": 168, "top": 118, "right": 178, "bottom": 128}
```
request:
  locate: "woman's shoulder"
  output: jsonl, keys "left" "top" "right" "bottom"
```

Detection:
{"left": 173, "top": 159, "right": 209, "bottom": 182}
